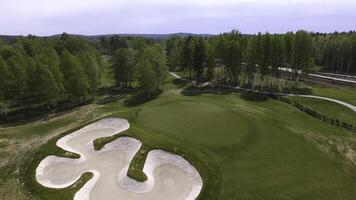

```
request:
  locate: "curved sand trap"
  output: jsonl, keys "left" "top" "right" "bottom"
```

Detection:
{"left": 36, "top": 118, "right": 203, "bottom": 200}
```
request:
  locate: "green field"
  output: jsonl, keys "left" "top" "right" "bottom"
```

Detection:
{"left": 310, "top": 83, "right": 356, "bottom": 106}
{"left": 288, "top": 96, "right": 356, "bottom": 125}
{"left": 1, "top": 77, "right": 356, "bottom": 200}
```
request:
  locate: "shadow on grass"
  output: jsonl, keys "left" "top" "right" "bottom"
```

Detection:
{"left": 124, "top": 90, "right": 162, "bottom": 106}
{"left": 240, "top": 91, "right": 268, "bottom": 102}
{"left": 0, "top": 99, "right": 93, "bottom": 126}
{"left": 181, "top": 85, "right": 234, "bottom": 96}
{"left": 172, "top": 79, "right": 188, "bottom": 88}
{"left": 96, "top": 95, "right": 127, "bottom": 105}
{"left": 282, "top": 87, "right": 312, "bottom": 95}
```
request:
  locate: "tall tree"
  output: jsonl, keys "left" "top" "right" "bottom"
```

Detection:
{"left": 78, "top": 51, "right": 101, "bottom": 94}
{"left": 166, "top": 36, "right": 182, "bottom": 70}
{"left": 193, "top": 37, "right": 206, "bottom": 83}
{"left": 260, "top": 32, "right": 272, "bottom": 84}
{"left": 205, "top": 43, "right": 216, "bottom": 81}
{"left": 245, "top": 36, "right": 258, "bottom": 85}
{"left": 271, "top": 35, "right": 285, "bottom": 77}
{"left": 112, "top": 48, "right": 137, "bottom": 88}
{"left": 23, "top": 60, "right": 59, "bottom": 108}
{"left": 223, "top": 40, "right": 242, "bottom": 85}
{"left": 293, "top": 30, "right": 313, "bottom": 81}
{"left": 0, "top": 57, "right": 10, "bottom": 98}
{"left": 136, "top": 45, "right": 167, "bottom": 91}
{"left": 181, "top": 36, "right": 194, "bottom": 79}
{"left": 60, "top": 50, "right": 89, "bottom": 102}
{"left": 284, "top": 32, "right": 295, "bottom": 68}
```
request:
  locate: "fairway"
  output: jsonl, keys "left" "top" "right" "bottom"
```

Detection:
{"left": 137, "top": 100, "right": 250, "bottom": 146}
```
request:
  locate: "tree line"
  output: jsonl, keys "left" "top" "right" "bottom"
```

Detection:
{"left": 0, "top": 33, "right": 104, "bottom": 113}
{"left": 313, "top": 32, "right": 356, "bottom": 73}
{"left": 166, "top": 30, "right": 356, "bottom": 88}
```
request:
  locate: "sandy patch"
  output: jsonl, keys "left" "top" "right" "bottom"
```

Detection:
{"left": 35, "top": 118, "right": 203, "bottom": 200}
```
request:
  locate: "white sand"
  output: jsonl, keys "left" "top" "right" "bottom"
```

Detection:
{"left": 35, "top": 118, "right": 203, "bottom": 200}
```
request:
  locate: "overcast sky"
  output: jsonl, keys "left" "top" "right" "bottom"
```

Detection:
{"left": 0, "top": 0, "right": 355, "bottom": 35}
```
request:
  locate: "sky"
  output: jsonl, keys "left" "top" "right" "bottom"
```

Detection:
{"left": 0, "top": 0, "right": 355, "bottom": 36}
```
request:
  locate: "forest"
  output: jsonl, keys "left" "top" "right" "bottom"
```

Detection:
{"left": 164, "top": 30, "right": 356, "bottom": 85}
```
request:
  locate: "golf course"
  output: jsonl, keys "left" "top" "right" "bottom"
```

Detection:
{"left": 1, "top": 72, "right": 356, "bottom": 199}
{"left": 1, "top": 15, "right": 356, "bottom": 198}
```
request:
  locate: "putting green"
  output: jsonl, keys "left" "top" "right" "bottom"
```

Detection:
{"left": 137, "top": 101, "right": 250, "bottom": 146}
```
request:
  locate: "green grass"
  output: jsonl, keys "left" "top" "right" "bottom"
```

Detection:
{"left": 1, "top": 76, "right": 356, "bottom": 199}
{"left": 137, "top": 100, "right": 249, "bottom": 146}
{"left": 310, "top": 83, "right": 356, "bottom": 106}
{"left": 130, "top": 93, "right": 356, "bottom": 200}
{"left": 95, "top": 90, "right": 356, "bottom": 199}
{"left": 288, "top": 96, "right": 356, "bottom": 125}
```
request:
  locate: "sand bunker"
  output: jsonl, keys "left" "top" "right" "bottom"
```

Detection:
{"left": 36, "top": 118, "right": 203, "bottom": 200}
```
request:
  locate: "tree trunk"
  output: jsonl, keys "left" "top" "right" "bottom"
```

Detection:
{"left": 189, "top": 65, "right": 192, "bottom": 80}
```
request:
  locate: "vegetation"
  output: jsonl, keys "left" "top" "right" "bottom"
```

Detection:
{"left": 165, "top": 30, "right": 356, "bottom": 91}
{"left": 0, "top": 34, "right": 104, "bottom": 118}
{"left": 288, "top": 96, "right": 356, "bottom": 125}
{"left": 2, "top": 83, "right": 356, "bottom": 199}
{"left": 0, "top": 34, "right": 168, "bottom": 121}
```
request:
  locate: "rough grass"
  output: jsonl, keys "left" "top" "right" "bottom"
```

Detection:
{"left": 288, "top": 96, "right": 356, "bottom": 125}
{"left": 310, "top": 83, "right": 356, "bottom": 106}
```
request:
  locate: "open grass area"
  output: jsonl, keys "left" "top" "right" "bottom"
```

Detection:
{"left": 288, "top": 96, "right": 356, "bottom": 126}
{"left": 1, "top": 76, "right": 356, "bottom": 199}
{"left": 309, "top": 83, "right": 356, "bottom": 106}
{"left": 129, "top": 93, "right": 356, "bottom": 200}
